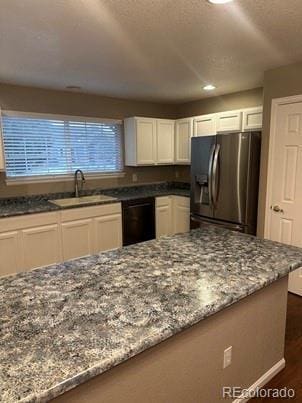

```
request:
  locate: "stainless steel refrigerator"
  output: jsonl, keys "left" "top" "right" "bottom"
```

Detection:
{"left": 190, "top": 131, "right": 261, "bottom": 235}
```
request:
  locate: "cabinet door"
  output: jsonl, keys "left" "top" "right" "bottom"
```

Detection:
{"left": 94, "top": 214, "right": 122, "bottom": 253}
{"left": 173, "top": 196, "right": 190, "bottom": 234}
{"left": 156, "top": 197, "right": 172, "bottom": 238}
{"left": 136, "top": 118, "right": 156, "bottom": 165}
{"left": 175, "top": 118, "right": 192, "bottom": 164}
{"left": 242, "top": 107, "right": 263, "bottom": 131}
{"left": 61, "top": 219, "right": 93, "bottom": 261}
{"left": 22, "top": 224, "right": 61, "bottom": 270}
{"left": 216, "top": 111, "right": 242, "bottom": 132}
{"left": 0, "top": 231, "right": 21, "bottom": 276}
{"left": 193, "top": 114, "right": 216, "bottom": 137}
{"left": 156, "top": 119, "right": 175, "bottom": 164}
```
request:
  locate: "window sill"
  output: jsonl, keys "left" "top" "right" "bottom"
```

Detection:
{"left": 5, "top": 172, "right": 126, "bottom": 185}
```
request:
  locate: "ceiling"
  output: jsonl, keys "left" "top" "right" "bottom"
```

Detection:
{"left": 0, "top": 0, "right": 302, "bottom": 103}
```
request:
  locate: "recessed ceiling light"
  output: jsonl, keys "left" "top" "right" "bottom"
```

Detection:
{"left": 203, "top": 84, "right": 216, "bottom": 91}
{"left": 207, "top": 0, "right": 233, "bottom": 4}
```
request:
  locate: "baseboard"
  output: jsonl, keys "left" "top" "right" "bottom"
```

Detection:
{"left": 233, "top": 358, "right": 286, "bottom": 403}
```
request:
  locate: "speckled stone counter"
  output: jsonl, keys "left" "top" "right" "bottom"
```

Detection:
{"left": 0, "top": 182, "right": 189, "bottom": 218}
{"left": 1, "top": 224, "right": 302, "bottom": 402}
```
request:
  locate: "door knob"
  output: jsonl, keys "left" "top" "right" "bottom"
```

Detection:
{"left": 271, "top": 205, "right": 284, "bottom": 213}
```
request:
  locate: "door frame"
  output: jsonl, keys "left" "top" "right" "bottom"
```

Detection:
{"left": 264, "top": 94, "right": 302, "bottom": 238}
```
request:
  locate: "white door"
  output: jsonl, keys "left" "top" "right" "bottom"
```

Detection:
{"left": 175, "top": 118, "right": 192, "bottom": 164}
{"left": 267, "top": 99, "right": 302, "bottom": 296}
{"left": 136, "top": 118, "right": 156, "bottom": 165}
{"left": 156, "top": 119, "right": 175, "bottom": 164}
{"left": 94, "top": 214, "right": 122, "bottom": 252}
{"left": 193, "top": 114, "right": 216, "bottom": 137}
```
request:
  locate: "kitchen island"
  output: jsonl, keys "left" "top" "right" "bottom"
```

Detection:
{"left": 1, "top": 224, "right": 302, "bottom": 403}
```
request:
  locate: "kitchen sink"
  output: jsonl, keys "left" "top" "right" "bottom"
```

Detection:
{"left": 49, "top": 194, "right": 117, "bottom": 207}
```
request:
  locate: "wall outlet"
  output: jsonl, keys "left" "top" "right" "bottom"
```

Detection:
{"left": 175, "top": 170, "right": 179, "bottom": 178}
{"left": 132, "top": 173, "right": 138, "bottom": 182}
{"left": 223, "top": 346, "right": 232, "bottom": 368}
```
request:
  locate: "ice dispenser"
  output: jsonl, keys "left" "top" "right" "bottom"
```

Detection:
{"left": 194, "top": 174, "right": 210, "bottom": 205}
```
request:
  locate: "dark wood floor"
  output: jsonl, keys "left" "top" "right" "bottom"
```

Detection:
{"left": 253, "top": 293, "right": 302, "bottom": 401}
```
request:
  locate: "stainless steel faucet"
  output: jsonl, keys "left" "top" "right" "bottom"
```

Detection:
{"left": 74, "top": 169, "right": 86, "bottom": 198}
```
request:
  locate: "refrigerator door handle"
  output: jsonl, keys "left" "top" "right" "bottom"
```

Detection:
{"left": 208, "top": 144, "right": 216, "bottom": 207}
{"left": 212, "top": 144, "right": 220, "bottom": 207}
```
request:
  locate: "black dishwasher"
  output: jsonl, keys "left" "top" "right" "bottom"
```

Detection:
{"left": 122, "top": 197, "right": 155, "bottom": 246}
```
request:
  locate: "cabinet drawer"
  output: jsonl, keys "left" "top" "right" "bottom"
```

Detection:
{"left": 60, "top": 203, "right": 121, "bottom": 222}
{"left": 0, "top": 212, "right": 58, "bottom": 232}
{"left": 173, "top": 195, "right": 190, "bottom": 207}
{"left": 156, "top": 196, "right": 172, "bottom": 207}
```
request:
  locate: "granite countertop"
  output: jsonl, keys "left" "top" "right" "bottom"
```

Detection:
{"left": 0, "top": 182, "right": 190, "bottom": 218}
{"left": 1, "top": 224, "right": 302, "bottom": 402}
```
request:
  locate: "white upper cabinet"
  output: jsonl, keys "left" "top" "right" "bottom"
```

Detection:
{"left": 175, "top": 118, "right": 193, "bottom": 164}
{"left": 124, "top": 117, "right": 156, "bottom": 166}
{"left": 242, "top": 107, "right": 263, "bottom": 131}
{"left": 156, "top": 119, "right": 175, "bottom": 164}
{"left": 124, "top": 107, "right": 262, "bottom": 166}
{"left": 124, "top": 117, "right": 174, "bottom": 166}
{"left": 216, "top": 110, "right": 242, "bottom": 133}
{"left": 193, "top": 114, "right": 216, "bottom": 137}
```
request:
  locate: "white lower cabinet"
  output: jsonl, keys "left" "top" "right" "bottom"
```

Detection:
{"left": 0, "top": 203, "right": 122, "bottom": 277}
{"left": 94, "top": 214, "right": 122, "bottom": 253}
{"left": 60, "top": 204, "right": 122, "bottom": 261}
{"left": 0, "top": 231, "right": 20, "bottom": 277}
{"left": 61, "top": 219, "right": 93, "bottom": 261}
{"left": 156, "top": 196, "right": 173, "bottom": 238}
{"left": 21, "top": 224, "right": 61, "bottom": 270}
{"left": 156, "top": 195, "right": 190, "bottom": 239}
{"left": 173, "top": 196, "right": 190, "bottom": 234}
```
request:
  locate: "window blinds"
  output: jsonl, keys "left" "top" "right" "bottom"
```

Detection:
{"left": 1, "top": 112, "right": 123, "bottom": 178}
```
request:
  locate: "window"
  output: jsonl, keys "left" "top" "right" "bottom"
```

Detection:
{"left": 1, "top": 111, "right": 123, "bottom": 180}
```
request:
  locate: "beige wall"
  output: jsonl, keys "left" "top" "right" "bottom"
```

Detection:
{"left": 0, "top": 83, "right": 179, "bottom": 197}
{"left": 0, "top": 167, "right": 176, "bottom": 198}
{"left": 257, "top": 62, "right": 302, "bottom": 236}
{"left": 0, "top": 83, "right": 178, "bottom": 120}
{"left": 0, "top": 83, "right": 265, "bottom": 197}
{"left": 177, "top": 87, "right": 263, "bottom": 118}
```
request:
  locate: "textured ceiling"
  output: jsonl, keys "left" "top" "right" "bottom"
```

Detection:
{"left": 0, "top": 0, "right": 302, "bottom": 102}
